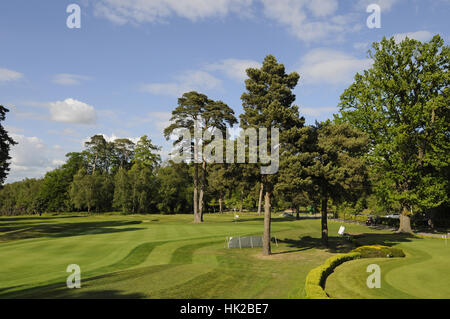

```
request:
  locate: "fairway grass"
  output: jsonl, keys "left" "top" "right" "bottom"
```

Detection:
{"left": 0, "top": 214, "right": 448, "bottom": 299}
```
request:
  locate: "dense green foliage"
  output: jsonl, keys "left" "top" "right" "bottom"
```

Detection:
{"left": 338, "top": 35, "right": 449, "bottom": 232}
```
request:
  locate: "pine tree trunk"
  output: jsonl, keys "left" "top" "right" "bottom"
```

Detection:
{"left": 198, "top": 160, "right": 206, "bottom": 222}
{"left": 239, "top": 189, "right": 243, "bottom": 213}
{"left": 219, "top": 193, "right": 223, "bottom": 214}
{"left": 193, "top": 140, "right": 201, "bottom": 223}
{"left": 93, "top": 153, "right": 97, "bottom": 174}
{"left": 296, "top": 207, "right": 300, "bottom": 220}
{"left": 321, "top": 195, "right": 328, "bottom": 247}
{"left": 257, "top": 182, "right": 263, "bottom": 216}
{"left": 193, "top": 164, "right": 200, "bottom": 223}
{"left": 397, "top": 206, "right": 413, "bottom": 233}
{"left": 262, "top": 189, "right": 272, "bottom": 256}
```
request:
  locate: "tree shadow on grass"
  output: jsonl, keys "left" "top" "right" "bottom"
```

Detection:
{"left": 4, "top": 286, "right": 146, "bottom": 299}
{"left": 272, "top": 232, "right": 417, "bottom": 256}
{"left": 0, "top": 263, "right": 176, "bottom": 299}
{"left": 0, "top": 220, "right": 144, "bottom": 242}
{"left": 234, "top": 217, "right": 298, "bottom": 223}
{"left": 61, "top": 289, "right": 146, "bottom": 299}
{"left": 275, "top": 235, "right": 354, "bottom": 255}
{"left": 350, "top": 232, "right": 417, "bottom": 247}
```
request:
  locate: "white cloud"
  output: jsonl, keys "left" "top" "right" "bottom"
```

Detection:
{"left": 392, "top": 30, "right": 433, "bottom": 43}
{"left": 94, "top": 0, "right": 253, "bottom": 24}
{"left": 0, "top": 67, "right": 23, "bottom": 82}
{"left": 49, "top": 98, "right": 97, "bottom": 125}
{"left": 81, "top": 134, "right": 140, "bottom": 147}
{"left": 102, "top": 133, "right": 140, "bottom": 144}
{"left": 261, "top": 0, "right": 356, "bottom": 42}
{"left": 205, "top": 59, "right": 261, "bottom": 82}
{"left": 52, "top": 73, "right": 92, "bottom": 86}
{"left": 7, "top": 134, "right": 63, "bottom": 182}
{"left": 298, "top": 49, "right": 373, "bottom": 85}
{"left": 141, "top": 70, "right": 222, "bottom": 96}
{"left": 302, "top": 106, "right": 337, "bottom": 117}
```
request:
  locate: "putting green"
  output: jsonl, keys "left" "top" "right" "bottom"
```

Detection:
{"left": 325, "top": 235, "right": 450, "bottom": 299}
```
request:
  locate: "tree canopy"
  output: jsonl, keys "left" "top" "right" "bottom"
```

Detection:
{"left": 338, "top": 35, "right": 449, "bottom": 232}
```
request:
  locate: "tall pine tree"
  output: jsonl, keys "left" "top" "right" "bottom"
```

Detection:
{"left": 240, "top": 55, "right": 304, "bottom": 255}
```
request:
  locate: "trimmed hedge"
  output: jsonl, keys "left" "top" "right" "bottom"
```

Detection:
{"left": 304, "top": 252, "right": 361, "bottom": 299}
{"left": 304, "top": 245, "right": 406, "bottom": 299}
{"left": 353, "top": 245, "right": 405, "bottom": 258}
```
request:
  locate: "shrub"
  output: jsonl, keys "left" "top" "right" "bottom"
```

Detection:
{"left": 352, "top": 245, "right": 405, "bottom": 258}
{"left": 304, "top": 252, "right": 361, "bottom": 299}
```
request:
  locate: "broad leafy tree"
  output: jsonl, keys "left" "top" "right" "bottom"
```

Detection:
{"left": 338, "top": 35, "right": 449, "bottom": 233}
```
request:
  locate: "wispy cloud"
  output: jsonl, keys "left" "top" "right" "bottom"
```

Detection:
{"left": 356, "top": 0, "right": 402, "bottom": 12}
{"left": 302, "top": 106, "right": 337, "bottom": 117}
{"left": 0, "top": 67, "right": 23, "bottom": 82}
{"left": 261, "top": 0, "right": 360, "bottom": 42}
{"left": 205, "top": 59, "right": 261, "bottom": 82}
{"left": 94, "top": 0, "right": 253, "bottom": 25}
{"left": 141, "top": 70, "right": 222, "bottom": 97}
{"left": 392, "top": 30, "right": 433, "bottom": 43}
{"left": 52, "top": 73, "right": 92, "bottom": 86}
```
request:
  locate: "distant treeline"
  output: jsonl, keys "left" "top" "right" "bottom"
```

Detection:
{"left": 0, "top": 133, "right": 285, "bottom": 216}
{"left": 0, "top": 135, "right": 190, "bottom": 215}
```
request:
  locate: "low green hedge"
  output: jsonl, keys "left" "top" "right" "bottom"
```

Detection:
{"left": 352, "top": 245, "right": 405, "bottom": 258}
{"left": 304, "top": 252, "right": 361, "bottom": 299}
{"left": 336, "top": 212, "right": 368, "bottom": 223}
{"left": 304, "top": 244, "right": 406, "bottom": 299}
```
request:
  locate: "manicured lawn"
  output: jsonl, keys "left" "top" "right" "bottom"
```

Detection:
{"left": 0, "top": 213, "right": 447, "bottom": 299}
{"left": 325, "top": 234, "right": 450, "bottom": 299}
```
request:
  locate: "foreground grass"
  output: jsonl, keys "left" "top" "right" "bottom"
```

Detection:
{"left": 0, "top": 213, "right": 447, "bottom": 299}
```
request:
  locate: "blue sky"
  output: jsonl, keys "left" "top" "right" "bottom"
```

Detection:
{"left": 1, "top": 0, "right": 448, "bottom": 182}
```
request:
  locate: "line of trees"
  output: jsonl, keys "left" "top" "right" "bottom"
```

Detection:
{"left": 0, "top": 35, "right": 448, "bottom": 256}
